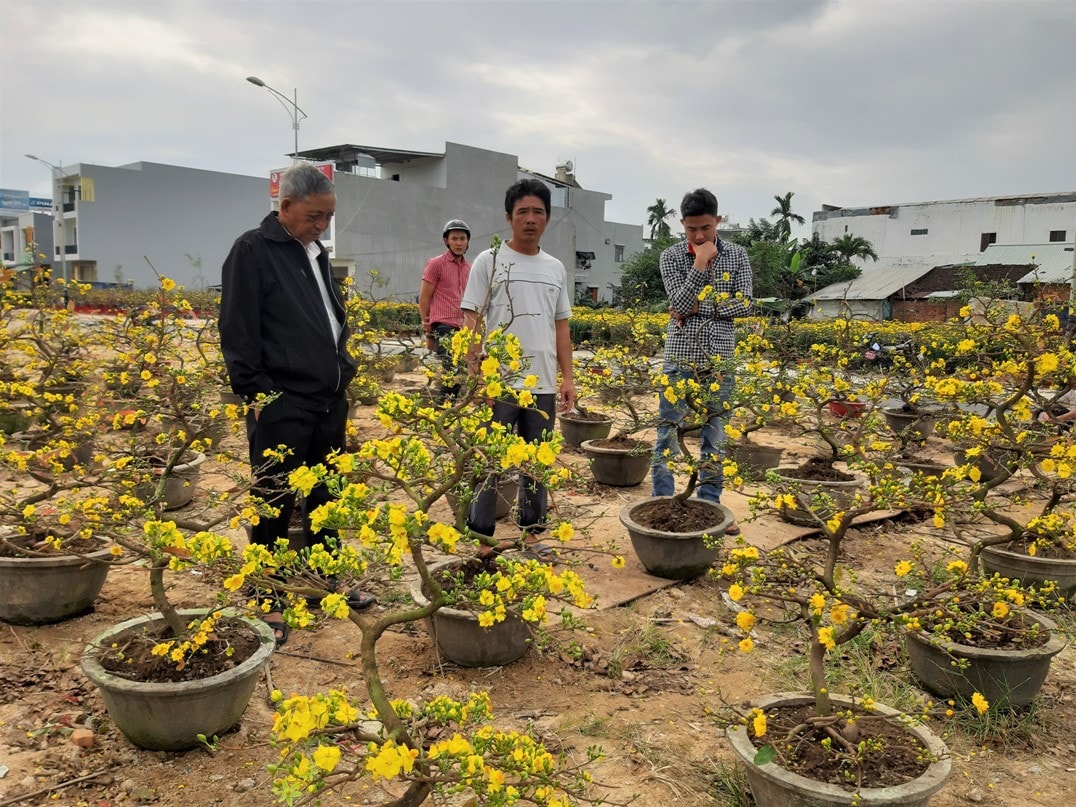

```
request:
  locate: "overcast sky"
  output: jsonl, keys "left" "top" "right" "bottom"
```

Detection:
{"left": 2, "top": 0, "right": 1073, "bottom": 238}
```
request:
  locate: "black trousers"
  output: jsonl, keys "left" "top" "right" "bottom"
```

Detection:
{"left": 466, "top": 394, "right": 557, "bottom": 538}
{"left": 431, "top": 323, "right": 461, "bottom": 400}
{"left": 245, "top": 393, "right": 348, "bottom": 550}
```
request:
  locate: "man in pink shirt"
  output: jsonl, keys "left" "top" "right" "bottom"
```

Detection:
{"left": 419, "top": 219, "right": 471, "bottom": 400}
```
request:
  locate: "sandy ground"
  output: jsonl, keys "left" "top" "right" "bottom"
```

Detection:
{"left": 1, "top": 371, "right": 1074, "bottom": 807}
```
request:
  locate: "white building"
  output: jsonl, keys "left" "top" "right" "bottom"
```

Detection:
{"left": 25, "top": 162, "right": 267, "bottom": 288}
{"left": 812, "top": 192, "right": 1076, "bottom": 272}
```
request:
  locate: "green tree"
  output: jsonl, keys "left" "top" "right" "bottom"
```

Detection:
{"left": 831, "top": 233, "right": 879, "bottom": 264}
{"left": 615, "top": 234, "right": 678, "bottom": 308}
{"left": 646, "top": 198, "right": 674, "bottom": 240}
{"left": 729, "top": 216, "right": 782, "bottom": 248}
{"left": 770, "top": 191, "right": 806, "bottom": 240}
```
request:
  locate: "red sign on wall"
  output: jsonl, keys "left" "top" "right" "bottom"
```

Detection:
{"left": 269, "top": 163, "right": 334, "bottom": 198}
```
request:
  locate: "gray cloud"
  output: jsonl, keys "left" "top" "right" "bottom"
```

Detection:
{"left": 2, "top": 0, "right": 1072, "bottom": 239}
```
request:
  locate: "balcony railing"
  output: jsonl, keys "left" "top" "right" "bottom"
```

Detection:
{"left": 62, "top": 202, "right": 76, "bottom": 213}
{"left": 64, "top": 244, "right": 78, "bottom": 255}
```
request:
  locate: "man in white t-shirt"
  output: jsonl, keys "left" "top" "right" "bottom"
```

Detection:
{"left": 460, "top": 179, "right": 576, "bottom": 551}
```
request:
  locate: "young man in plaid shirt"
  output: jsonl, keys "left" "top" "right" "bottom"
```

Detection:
{"left": 651, "top": 188, "right": 752, "bottom": 531}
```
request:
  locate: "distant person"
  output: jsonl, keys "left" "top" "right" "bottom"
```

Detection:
{"left": 219, "top": 162, "right": 374, "bottom": 645}
{"left": 651, "top": 188, "right": 753, "bottom": 534}
{"left": 419, "top": 219, "right": 472, "bottom": 400}
{"left": 460, "top": 179, "right": 576, "bottom": 559}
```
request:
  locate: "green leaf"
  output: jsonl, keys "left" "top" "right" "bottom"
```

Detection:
{"left": 789, "top": 251, "right": 803, "bottom": 274}
{"left": 754, "top": 744, "right": 777, "bottom": 765}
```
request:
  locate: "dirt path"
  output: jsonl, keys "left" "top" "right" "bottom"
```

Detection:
{"left": 1, "top": 379, "right": 1074, "bottom": 806}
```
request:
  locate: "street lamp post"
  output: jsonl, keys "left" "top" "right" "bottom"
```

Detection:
{"left": 246, "top": 76, "right": 307, "bottom": 158}
{"left": 24, "top": 153, "right": 68, "bottom": 284}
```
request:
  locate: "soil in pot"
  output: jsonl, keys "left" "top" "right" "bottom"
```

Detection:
{"left": 749, "top": 702, "right": 930, "bottom": 789}
{"left": 95, "top": 615, "right": 264, "bottom": 683}
{"left": 0, "top": 529, "right": 103, "bottom": 558}
{"left": 778, "top": 456, "right": 856, "bottom": 483}
{"left": 629, "top": 498, "right": 725, "bottom": 532}
{"left": 729, "top": 696, "right": 946, "bottom": 807}
{"left": 989, "top": 534, "right": 1076, "bottom": 562}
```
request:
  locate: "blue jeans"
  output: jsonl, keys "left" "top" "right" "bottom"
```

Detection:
{"left": 651, "top": 367, "right": 734, "bottom": 502}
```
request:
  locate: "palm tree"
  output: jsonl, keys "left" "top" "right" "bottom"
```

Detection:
{"left": 832, "top": 234, "right": 879, "bottom": 264}
{"left": 770, "top": 192, "right": 806, "bottom": 240}
{"left": 647, "top": 198, "right": 674, "bottom": 240}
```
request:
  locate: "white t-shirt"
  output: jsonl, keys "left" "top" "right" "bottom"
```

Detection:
{"left": 461, "top": 243, "right": 571, "bottom": 394}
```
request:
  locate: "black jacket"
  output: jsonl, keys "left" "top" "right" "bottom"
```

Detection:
{"left": 220, "top": 212, "right": 356, "bottom": 410}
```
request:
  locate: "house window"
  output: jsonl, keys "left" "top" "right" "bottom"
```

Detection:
{"left": 614, "top": 244, "right": 625, "bottom": 262}
{"left": 910, "top": 228, "right": 928, "bottom": 236}
{"left": 588, "top": 286, "right": 598, "bottom": 302}
{"left": 980, "top": 232, "right": 997, "bottom": 252}
{"left": 1049, "top": 230, "right": 1067, "bottom": 242}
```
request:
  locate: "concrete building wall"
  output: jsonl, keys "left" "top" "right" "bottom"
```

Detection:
{"left": 813, "top": 194, "right": 1076, "bottom": 271}
{"left": 64, "top": 162, "right": 268, "bottom": 288}
{"left": 43, "top": 143, "right": 643, "bottom": 299}
{"left": 332, "top": 142, "right": 642, "bottom": 304}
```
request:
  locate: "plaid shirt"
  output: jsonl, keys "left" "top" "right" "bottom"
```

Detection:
{"left": 660, "top": 238, "right": 752, "bottom": 368}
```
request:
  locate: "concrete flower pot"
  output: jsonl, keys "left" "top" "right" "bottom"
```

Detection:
{"left": 411, "top": 559, "right": 531, "bottom": 667}
{"left": 979, "top": 544, "right": 1076, "bottom": 601}
{"left": 882, "top": 407, "right": 937, "bottom": 442}
{"left": 728, "top": 442, "right": 785, "bottom": 477}
{"left": 446, "top": 475, "right": 519, "bottom": 521}
{"left": 580, "top": 438, "right": 652, "bottom": 487}
{"left": 135, "top": 451, "right": 206, "bottom": 511}
{"left": 769, "top": 466, "right": 863, "bottom": 527}
{"left": 905, "top": 610, "right": 1066, "bottom": 708}
{"left": 0, "top": 537, "right": 113, "bottom": 625}
{"left": 558, "top": 413, "right": 613, "bottom": 448}
{"left": 727, "top": 692, "right": 951, "bottom": 807}
{"left": 81, "top": 610, "right": 275, "bottom": 751}
{"left": 619, "top": 497, "right": 733, "bottom": 579}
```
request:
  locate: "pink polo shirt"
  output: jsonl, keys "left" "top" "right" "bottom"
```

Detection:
{"left": 421, "top": 250, "right": 471, "bottom": 328}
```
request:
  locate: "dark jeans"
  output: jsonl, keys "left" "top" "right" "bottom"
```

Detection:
{"left": 245, "top": 392, "right": 347, "bottom": 550}
{"left": 467, "top": 394, "right": 557, "bottom": 538}
{"left": 431, "top": 323, "right": 461, "bottom": 400}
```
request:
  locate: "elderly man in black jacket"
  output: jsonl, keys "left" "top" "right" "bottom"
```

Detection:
{"left": 220, "top": 162, "right": 371, "bottom": 630}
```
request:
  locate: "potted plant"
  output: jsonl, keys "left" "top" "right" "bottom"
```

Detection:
{"left": 221, "top": 324, "right": 606, "bottom": 804}
{"left": 0, "top": 272, "right": 120, "bottom": 624}
{"left": 925, "top": 293, "right": 1076, "bottom": 598}
{"left": 899, "top": 552, "right": 1066, "bottom": 708}
{"left": 620, "top": 368, "right": 736, "bottom": 579}
{"left": 75, "top": 276, "right": 277, "bottom": 750}
{"left": 723, "top": 327, "right": 799, "bottom": 478}
{"left": 576, "top": 343, "right": 656, "bottom": 486}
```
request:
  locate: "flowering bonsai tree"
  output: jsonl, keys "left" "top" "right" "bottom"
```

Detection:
{"left": 923, "top": 294, "right": 1076, "bottom": 579}
{"left": 210, "top": 322, "right": 610, "bottom": 805}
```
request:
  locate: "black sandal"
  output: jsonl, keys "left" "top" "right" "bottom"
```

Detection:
{"left": 264, "top": 617, "right": 289, "bottom": 647}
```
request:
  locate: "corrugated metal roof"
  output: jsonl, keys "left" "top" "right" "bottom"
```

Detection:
{"left": 811, "top": 263, "right": 935, "bottom": 301}
{"left": 975, "top": 243, "right": 1075, "bottom": 284}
